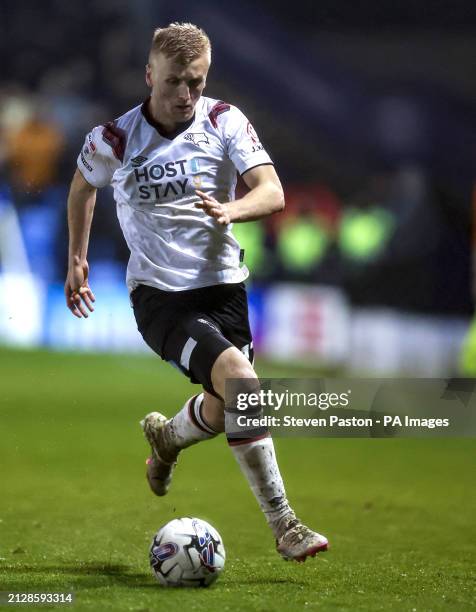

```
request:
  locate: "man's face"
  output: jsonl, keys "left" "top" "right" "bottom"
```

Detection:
{"left": 146, "top": 52, "right": 210, "bottom": 126}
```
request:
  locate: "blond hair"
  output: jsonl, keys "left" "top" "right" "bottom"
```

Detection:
{"left": 149, "top": 22, "right": 211, "bottom": 64}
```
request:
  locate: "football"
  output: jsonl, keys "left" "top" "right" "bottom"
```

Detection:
{"left": 149, "top": 517, "right": 226, "bottom": 587}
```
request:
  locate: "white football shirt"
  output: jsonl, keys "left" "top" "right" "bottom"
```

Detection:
{"left": 77, "top": 96, "right": 273, "bottom": 292}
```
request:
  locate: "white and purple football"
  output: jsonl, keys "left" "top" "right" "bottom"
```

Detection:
{"left": 149, "top": 517, "right": 226, "bottom": 587}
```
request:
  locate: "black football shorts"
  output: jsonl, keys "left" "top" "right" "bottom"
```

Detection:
{"left": 131, "top": 282, "right": 254, "bottom": 396}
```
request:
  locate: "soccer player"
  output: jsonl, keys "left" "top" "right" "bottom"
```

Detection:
{"left": 65, "top": 22, "right": 328, "bottom": 561}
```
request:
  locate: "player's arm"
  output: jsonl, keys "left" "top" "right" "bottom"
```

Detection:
{"left": 64, "top": 169, "right": 97, "bottom": 318}
{"left": 195, "top": 164, "right": 284, "bottom": 225}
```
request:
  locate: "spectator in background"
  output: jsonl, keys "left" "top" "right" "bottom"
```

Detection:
{"left": 0, "top": 93, "right": 66, "bottom": 281}
{"left": 3, "top": 96, "right": 64, "bottom": 201}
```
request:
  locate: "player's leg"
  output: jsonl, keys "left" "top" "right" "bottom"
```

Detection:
{"left": 135, "top": 283, "right": 328, "bottom": 559}
{"left": 211, "top": 346, "right": 329, "bottom": 561}
{"left": 211, "top": 346, "right": 295, "bottom": 537}
{"left": 132, "top": 284, "right": 227, "bottom": 495}
{"left": 138, "top": 300, "right": 236, "bottom": 496}
{"left": 141, "top": 392, "right": 221, "bottom": 496}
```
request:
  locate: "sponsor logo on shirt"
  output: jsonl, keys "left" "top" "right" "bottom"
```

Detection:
{"left": 134, "top": 158, "right": 190, "bottom": 202}
{"left": 80, "top": 150, "right": 93, "bottom": 172}
{"left": 82, "top": 133, "right": 97, "bottom": 162}
{"left": 131, "top": 155, "right": 148, "bottom": 167}
{"left": 190, "top": 159, "right": 203, "bottom": 187}
{"left": 247, "top": 122, "right": 263, "bottom": 153}
{"left": 87, "top": 133, "right": 96, "bottom": 155}
{"left": 184, "top": 132, "right": 210, "bottom": 146}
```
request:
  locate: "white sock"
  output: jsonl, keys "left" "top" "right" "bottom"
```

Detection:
{"left": 229, "top": 436, "right": 296, "bottom": 539}
{"left": 168, "top": 394, "right": 218, "bottom": 451}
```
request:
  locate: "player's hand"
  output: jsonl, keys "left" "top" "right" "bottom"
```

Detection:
{"left": 195, "top": 190, "right": 232, "bottom": 225}
{"left": 64, "top": 255, "right": 96, "bottom": 318}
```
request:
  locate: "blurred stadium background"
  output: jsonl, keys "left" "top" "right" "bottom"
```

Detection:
{"left": 0, "top": 0, "right": 475, "bottom": 375}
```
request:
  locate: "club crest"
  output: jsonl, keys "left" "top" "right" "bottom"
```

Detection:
{"left": 184, "top": 132, "right": 210, "bottom": 146}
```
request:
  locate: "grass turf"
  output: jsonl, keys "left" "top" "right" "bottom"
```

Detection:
{"left": 0, "top": 348, "right": 475, "bottom": 611}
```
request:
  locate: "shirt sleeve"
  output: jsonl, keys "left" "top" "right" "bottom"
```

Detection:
{"left": 77, "top": 124, "right": 124, "bottom": 188}
{"left": 224, "top": 106, "right": 273, "bottom": 176}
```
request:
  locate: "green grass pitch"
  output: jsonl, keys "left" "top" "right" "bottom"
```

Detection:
{"left": 0, "top": 348, "right": 475, "bottom": 611}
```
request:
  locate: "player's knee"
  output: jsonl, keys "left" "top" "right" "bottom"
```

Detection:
{"left": 211, "top": 347, "right": 257, "bottom": 397}
{"left": 226, "top": 360, "right": 256, "bottom": 381}
{"left": 227, "top": 346, "right": 256, "bottom": 378}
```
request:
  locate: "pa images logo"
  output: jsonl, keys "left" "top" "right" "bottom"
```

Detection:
{"left": 184, "top": 132, "right": 209, "bottom": 146}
